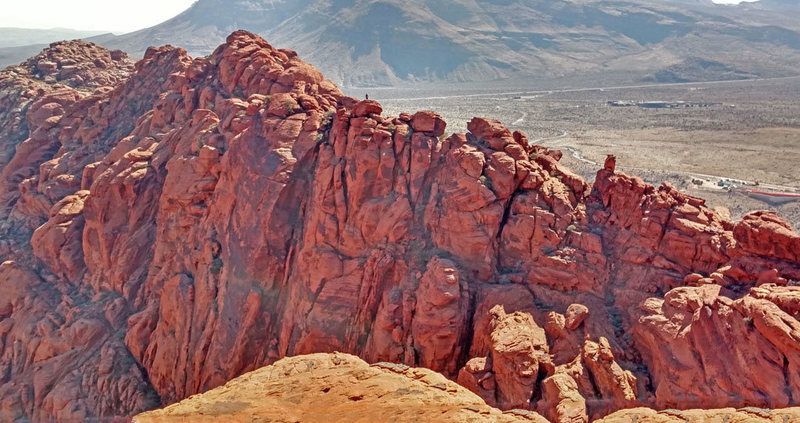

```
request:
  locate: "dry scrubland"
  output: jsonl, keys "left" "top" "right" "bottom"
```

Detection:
{"left": 378, "top": 77, "right": 800, "bottom": 227}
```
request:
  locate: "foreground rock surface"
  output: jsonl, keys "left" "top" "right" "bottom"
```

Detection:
{"left": 134, "top": 353, "right": 547, "bottom": 423}
{"left": 596, "top": 407, "right": 800, "bottom": 422}
{"left": 1, "top": 31, "right": 800, "bottom": 422}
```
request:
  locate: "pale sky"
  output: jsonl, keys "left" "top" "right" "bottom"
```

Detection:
{"left": 0, "top": 0, "right": 759, "bottom": 34}
{"left": 0, "top": 0, "right": 197, "bottom": 34}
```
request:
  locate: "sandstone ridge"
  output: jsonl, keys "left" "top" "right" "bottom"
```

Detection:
{"left": 1, "top": 31, "right": 800, "bottom": 422}
{"left": 133, "top": 352, "right": 548, "bottom": 423}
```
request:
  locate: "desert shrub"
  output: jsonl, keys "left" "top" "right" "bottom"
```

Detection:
{"left": 210, "top": 257, "right": 223, "bottom": 275}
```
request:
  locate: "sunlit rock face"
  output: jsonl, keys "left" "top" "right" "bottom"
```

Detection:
{"left": 133, "top": 352, "right": 552, "bottom": 423}
{"left": 0, "top": 30, "right": 800, "bottom": 422}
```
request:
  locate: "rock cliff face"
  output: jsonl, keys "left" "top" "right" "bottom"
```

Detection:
{"left": 1, "top": 31, "right": 800, "bottom": 422}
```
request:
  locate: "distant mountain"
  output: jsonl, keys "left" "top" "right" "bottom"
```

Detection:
{"left": 0, "top": 28, "right": 107, "bottom": 48}
{"left": 644, "top": 57, "right": 759, "bottom": 83}
{"left": 0, "top": 28, "right": 112, "bottom": 68}
{"left": 12, "top": 1, "right": 800, "bottom": 87}
{"left": 0, "top": 44, "right": 48, "bottom": 68}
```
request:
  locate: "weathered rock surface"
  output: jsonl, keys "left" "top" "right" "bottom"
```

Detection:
{"left": 596, "top": 407, "right": 800, "bottom": 422}
{"left": 1, "top": 30, "right": 800, "bottom": 422}
{"left": 635, "top": 283, "right": 800, "bottom": 410}
{"left": 133, "top": 353, "right": 548, "bottom": 423}
{"left": 458, "top": 305, "right": 552, "bottom": 411}
{"left": 0, "top": 40, "right": 133, "bottom": 211}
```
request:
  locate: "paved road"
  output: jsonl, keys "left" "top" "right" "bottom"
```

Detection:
{"left": 373, "top": 75, "right": 800, "bottom": 102}
{"left": 550, "top": 144, "right": 800, "bottom": 194}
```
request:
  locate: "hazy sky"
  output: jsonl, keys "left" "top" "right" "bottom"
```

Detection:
{"left": 0, "top": 0, "right": 759, "bottom": 33}
{"left": 0, "top": 0, "right": 197, "bottom": 33}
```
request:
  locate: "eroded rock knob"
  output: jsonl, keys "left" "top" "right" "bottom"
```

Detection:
{"left": 604, "top": 154, "right": 616, "bottom": 172}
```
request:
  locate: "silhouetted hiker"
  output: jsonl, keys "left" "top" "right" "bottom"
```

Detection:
{"left": 365, "top": 93, "right": 369, "bottom": 100}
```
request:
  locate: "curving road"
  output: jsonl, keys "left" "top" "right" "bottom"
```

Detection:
{"left": 549, "top": 144, "right": 800, "bottom": 194}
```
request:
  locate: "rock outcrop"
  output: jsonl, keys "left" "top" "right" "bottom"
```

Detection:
{"left": 133, "top": 352, "right": 549, "bottom": 423}
{"left": 458, "top": 305, "right": 552, "bottom": 410}
{"left": 635, "top": 283, "right": 800, "bottom": 410}
{"left": 1, "top": 30, "right": 800, "bottom": 422}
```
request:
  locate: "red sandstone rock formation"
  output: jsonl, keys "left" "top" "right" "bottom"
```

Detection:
{"left": 1, "top": 30, "right": 800, "bottom": 422}
{"left": 459, "top": 305, "right": 552, "bottom": 410}
{"left": 635, "top": 283, "right": 800, "bottom": 410}
{"left": 134, "top": 352, "right": 549, "bottom": 423}
{"left": 0, "top": 41, "right": 133, "bottom": 220}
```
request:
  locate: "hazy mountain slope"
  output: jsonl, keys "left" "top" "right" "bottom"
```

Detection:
{"left": 0, "top": 28, "right": 111, "bottom": 68}
{"left": 744, "top": 0, "right": 800, "bottom": 11}
{"left": 0, "top": 44, "right": 49, "bottom": 68}
{"left": 0, "top": 28, "right": 107, "bottom": 48}
{"left": 87, "top": 0, "right": 800, "bottom": 87}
